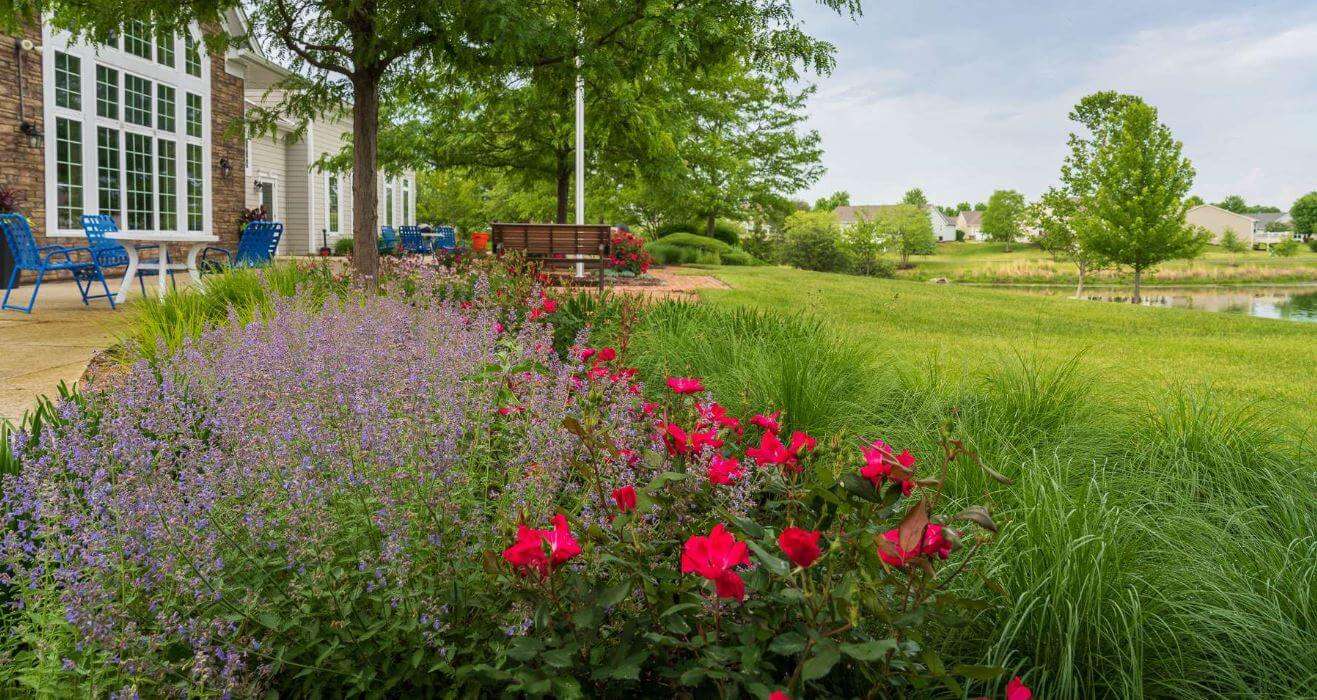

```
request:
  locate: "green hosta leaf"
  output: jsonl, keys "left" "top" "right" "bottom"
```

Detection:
{"left": 840, "top": 638, "right": 897, "bottom": 661}
{"left": 952, "top": 664, "right": 1007, "bottom": 681}
{"left": 746, "top": 541, "right": 789, "bottom": 576}
{"left": 769, "top": 631, "right": 807, "bottom": 655}
{"left": 801, "top": 644, "right": 841, "bottom": 681}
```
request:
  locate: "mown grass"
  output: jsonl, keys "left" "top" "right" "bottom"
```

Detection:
{"left": 899, "top": 242, "right": 1317, "bottom": 286}
{"left": 690, "top": 266, "right": 1316, "bottom": 430}
{"left": 623, "top": 294, "right": 1316, "bottom": 699}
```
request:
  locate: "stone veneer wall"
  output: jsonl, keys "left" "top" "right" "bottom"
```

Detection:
{"left": 208, "top": 32, "right": 246, "bottom": 253}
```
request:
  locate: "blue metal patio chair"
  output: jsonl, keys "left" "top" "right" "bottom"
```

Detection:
{"left": 432, "top": 225, "right": 457, "bottom": 252}
{"left": 199, "top": 221, "right": 284, "bottom": 272}
{"left": 1, "top": 213, "right": 116, "bottom": 313}
{"left": 379, "top": 226, "right": 398, "bottom": 255}
{"left": 80, "top": 214, "right": 173, "bottom": 296}
{"left": 399, "top": 225, "right": 428, "bottom": 255}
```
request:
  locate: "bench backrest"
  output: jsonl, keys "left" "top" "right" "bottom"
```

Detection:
{"left": 491, "top": 223, "right": 612, "bottom": 261}
{"left": 0, "top": 213, "right": 41, "bottom": 269}
{"left": 399, "top": 225, "right": 427, "bottom": 254}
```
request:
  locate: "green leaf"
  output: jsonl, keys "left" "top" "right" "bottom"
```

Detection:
{"left": 840, "top": 471, "right": 878, "bottom": 500}
{"left": 840, "top": 638, "right": 897, "bottom": 661}
{"left": 955, "top": 505, "right": 998, "bottom": 533}
{"left": 769, "top": 631, "right": 807, "bottom": 655}
{"left": 801, "top": 644, "right": 840, "bottom": 681}
{"left": 506, "top": 637, "right": 544, "bottom": 662}
{"left": 661, "top": 602, "right": 699, "bottom": 617}
{"left": 597, "top": 581, "right": 631, "bottom": 608}
{"left": 746, "top": 540, "right": 789, "bottom": 576}
{"left": 952, "top": 664, "right": 1007, "bottom": 681}
{"left": 572, "top": 605, "right": 600, "bottom": 629}
{"left": 731, "top": 515, "right": 765, "bottom": 538}
{"left": 678, "top": 667, "right": 706, "bottom": 686}
{"left": 542, "top": 648, "right": 574, "bottom": 668}
{"left": 256, "top": 613, "right": 281, "bottom": 630}
{"left": 922, "top": 648, "right": 963, "bottom": 695}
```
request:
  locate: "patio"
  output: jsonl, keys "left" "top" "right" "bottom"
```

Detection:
{"left": 0, "top": 279, "right": 140, "bottom": 421}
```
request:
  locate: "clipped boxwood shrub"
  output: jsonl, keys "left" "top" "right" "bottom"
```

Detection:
{"left": 653, "top": 233, "right": 734, "bottom": 255}
{"left": 708, "top": 220, "right": 743, "bottom": 247}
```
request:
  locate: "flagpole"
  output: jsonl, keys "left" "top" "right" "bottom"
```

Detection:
{"left": 574, "top": 51, "right": 586, "bottom": 277}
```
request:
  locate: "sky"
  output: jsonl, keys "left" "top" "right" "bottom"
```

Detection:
{"left": 793, "top": 0, "right": 1317, "bottom": 210}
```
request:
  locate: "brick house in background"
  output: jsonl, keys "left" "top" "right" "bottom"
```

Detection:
{"left": 1, "top": 9, "right": 416, "bottom": 271}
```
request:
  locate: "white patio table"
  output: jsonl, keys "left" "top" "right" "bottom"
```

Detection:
{"left": 106, "top": 231, "right": 219, "bottom": 303}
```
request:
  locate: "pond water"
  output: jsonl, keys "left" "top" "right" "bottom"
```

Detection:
{"left": 995, "top": 285, "right": 1317, "bottom": 323}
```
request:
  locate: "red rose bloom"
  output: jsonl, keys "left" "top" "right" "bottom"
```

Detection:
{"left": 502, "top": 514, "right": 582, "bottom": 577}
{"left": 1006, "top": 677, "right": 1032, "bottom": 700}
{"left": 681, "top": 524, "right": 751, "bottom": 600}
{"left": 877, "top": 524, "right": 954, "bottom": 567}
{"left": 778, "top": 526, "right": 822, "bottom": 568}
{"left": 750, "top": 411, "right": 781, "bottom": 433}
{"left": 707, "top": 455, "right": 745, "bottom": 485}
{"left": 612, "top": 485, "right": 637, "bottom": 513}
{"left": 860, "top": 439, "right": 917, "bottom": 495}
{"left": 666, "top": 376, "right": 706, "bottom": 394}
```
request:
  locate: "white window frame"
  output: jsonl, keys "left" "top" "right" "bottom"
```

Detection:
{"left": 325, "top": 172, "right": 340, "bottom": 235}
{"left": 401, "top": 177, "right": 411, "bottom": 226}
{"left": 42, "top": 23, "right": 212, "bottom": 237}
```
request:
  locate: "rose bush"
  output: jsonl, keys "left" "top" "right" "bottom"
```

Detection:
{"left": 608, "top": 229, "right": 654, "bottom": 275}
{"left": 0, "top": 259, "right": 1027, "bottom": 698}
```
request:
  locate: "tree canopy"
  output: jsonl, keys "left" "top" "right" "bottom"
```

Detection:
{"left": 981, "top": 189, "right": 1027, "bottom": 243}
{"left": 1289, "top": 192, "right": 1317, "bottom": 235}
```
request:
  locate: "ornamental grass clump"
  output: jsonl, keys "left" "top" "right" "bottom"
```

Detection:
{"left": 1, "top": 262, "right": 1021, "bottom": 698}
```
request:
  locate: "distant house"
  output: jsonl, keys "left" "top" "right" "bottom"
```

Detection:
{"left": 955, "top": 210, "right": 984, "bottom": 240}
{"left": 834, "top": 204, "right": 957, "bottom": 242}
{"left": 1184, "top": 205, "right": 1291, "bottom": 246}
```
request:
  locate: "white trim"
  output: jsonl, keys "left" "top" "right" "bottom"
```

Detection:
{"left": 325, "top": 171, "right": 341, "bottom": 236}
{"left": 42, "top": 22, "right": 212, "bottom": 238}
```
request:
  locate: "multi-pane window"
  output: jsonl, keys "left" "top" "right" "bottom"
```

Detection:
{"left": 385, "top": 181, "right": 394, "bottom": 227}
{"left": 125, "top": 74, "right": 152, "bottom": 126}
{"left": 55, "top": 118, "right": 84, "bottom": 229}
{"left": 47, "top": 24, "right": 209, "bottom": 235}
{"left": 123, "top": 21, "right": 152, "bottom": 59}
{"left": 97, "top": 127, "right": 121, "bottom": 220}
{"left": 157, "top": 140, "right": 177, "bottom": 229}
{"left": 184, "top": 36, "right": 202, "bottom": 77}
{"left": 327, "top": 175, "right": 340, "bottom": 233}
{"left": 157, "top": 84, "right": 176, "bottom": 132}
{"left": 155, "top": 31, "right": 174, "bottom": 67}
{"left": 185, "top": 93, "right": 202, "bottom": 137}
{"left": 402, "top": 179, "right": 410, "bottom": 225}
{"left": 96, "top": 66, "right": 118, "bottom": 119}
{"left": 55, "top": 52, "right": 81, "bottom": 110}
{"left": 125, "top": 133, "right": 154, "bottom": 230}
{"left": 186, "top": 144, "right": 203, "bottom": 231}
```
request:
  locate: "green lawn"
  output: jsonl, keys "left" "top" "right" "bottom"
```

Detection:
{"left": 694, "top": 266, "right": 1317, "bottom": 430}
{"left": 897, "top": 241, "right": 1317, "bottom": 285}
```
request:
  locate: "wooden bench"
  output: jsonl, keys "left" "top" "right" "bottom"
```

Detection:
{"left": 491, "top": 223, "right": 613, "bottom": 290}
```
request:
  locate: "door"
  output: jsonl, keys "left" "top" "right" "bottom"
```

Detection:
{"left": 258, "top": 182, "right": 276, "bottom": 220}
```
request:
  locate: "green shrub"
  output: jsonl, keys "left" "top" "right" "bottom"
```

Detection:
{"left": 644, "top": 242, "right": 696, "bottom": 265}
{"left": 1271, "top": 238, "right": 1300, "bottom": 256}
{"left": 653, "top": 220, "right": 743, "bottom": 247}
{"left": 652, "top": 221, "right": 701, "bottom": 240}
{"left": 708, "top": 219, "right": 743, "bottom": 247}
{"left": 781, "top": 211, "right": 849, "bottom": 273}
{"left": 719, "top": 249, "right": 757, "bottom": 266}
{"left": 741, "top": 230, "right": 780, "bottom": 264}
{"left": 653, "top": 232, "right": 734, "bottom": 255}
{"left": 332, "top": 237, "right": 354, "bottom": 255}
{"left": 1308, "top": 238, "right": 1317, "bottom": 252}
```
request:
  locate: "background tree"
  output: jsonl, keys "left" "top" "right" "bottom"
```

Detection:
{"left": 1185, "top": 195, "right": 1205, "bottom": 207}
{"left": 1216, "top": 195, "right": 1248, "bottom": 214}
{"left": 872, "top": 204, "right": 934, "bottom": 268}
{"left": 841, "top": 212, "right": 886, "bottom": 275}
{"left": 1031, "top": 189, "right": 1103, "bottom": 295}
{"left": 813, "top": 191, "right": 851, "bottom": 211}
{"left": 781, "top": 210, "right": 848, "bottom": 272}
{"left": 902, "top": 188, "right": 928, "bottom": 207}
{"left": 1291, "top": 191, "right": 1317, "bottom": 236}
{"left": 1075, "top": 98, "right": 1205, "bottom": 301}
{"left": 981, "top": 189, "right": 1027, "bottom": 244}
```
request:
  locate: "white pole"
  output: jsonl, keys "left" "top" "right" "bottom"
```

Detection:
{"left": 574, "top": 52, "right": 586, "bottom": 277}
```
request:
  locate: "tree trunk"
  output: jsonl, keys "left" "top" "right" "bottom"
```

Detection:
{"left": 705, "top": 213, "right": 716, "bottom": 238}
{"left": 555, "top": 169, "right": 570, "bottom": 224}
{"left": 1132, "top": 267, "right": 1142, "bottom": 304}
{"left": 350, "top": 74, "right": 381, "bottom": 287}
{"left": 1075, "top": 258, "right": 1087, "bottom": 297}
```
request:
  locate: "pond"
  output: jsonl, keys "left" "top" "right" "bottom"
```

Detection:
{"left": 994, "top": 285, "right": 1317, "bottom": 323}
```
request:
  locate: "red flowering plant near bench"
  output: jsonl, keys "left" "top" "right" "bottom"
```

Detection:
{"left": 607, "top": 229, "right": 653, "bottom": 275}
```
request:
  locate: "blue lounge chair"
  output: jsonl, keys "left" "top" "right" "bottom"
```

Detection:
{"left": 200, "top": 221, "right": 284, "bottom": 271}
{"left": 80, "top": 214, "right": 173, "bottom": 296}
{"left": 399, "top": 225, "right": 429, "bottom": 255}
{"left": 1, "top": 213, "right": 116, "bottom": 313}
{"left": 432, "top": 225, "right": 457, "bottom": 252}
{"left": 379, "top": 226, "right": 398, "bottom": 255}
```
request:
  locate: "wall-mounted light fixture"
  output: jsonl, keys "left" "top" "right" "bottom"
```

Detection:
{"left": 15, "top": 38, "right": 43, "bottom": 149}
{"left": 253, "top": 178, "right": 263, "bottom": 192}
{"left": 219, "top": 157, "right": 232, "bottom": 179}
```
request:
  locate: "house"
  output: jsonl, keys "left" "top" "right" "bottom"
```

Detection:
{"left": 1184, "top": 204, "right": 1290, "bottom": 246}
{"left": 834, "top": 204, "right": 957, "bottom": 242}
{"left": 955, "top": 210, "right": 984, "bottom": 240}
{"left": 1, "top": 11, "right": 415, "bottom": 264}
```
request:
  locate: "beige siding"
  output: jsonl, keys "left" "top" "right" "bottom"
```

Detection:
{"left": 1185, "top": 204, "right": 1256, "bottom": 245}
{"left": 245, "top": 133, "right": 290, "bottom": 252}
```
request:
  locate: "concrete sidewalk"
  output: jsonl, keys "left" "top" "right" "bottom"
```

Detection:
{"left": 0, "top": 280, "right": 134, "bottom": 422}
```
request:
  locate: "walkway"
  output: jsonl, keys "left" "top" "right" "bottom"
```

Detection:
{"left": 0, "top": 280, "right": 131, "bottom": 423}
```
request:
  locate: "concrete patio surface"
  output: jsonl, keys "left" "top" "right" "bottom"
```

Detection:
{"left": 0, "top": 279, "right": 146, "bottom": 423}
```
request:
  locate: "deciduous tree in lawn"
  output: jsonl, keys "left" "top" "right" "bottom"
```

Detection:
{"left": 1030, "top": 190, "right": 1105, "bottom": 296}
{"left": 1292, "top": 192, "right": 1317, "bottom": 237}
{"left": 1219, "top": 229, "right": 1249, "bottom": 266}
{"left": 902, "top": 188, "right": 928, "bottom": 207}
{"left": 1075, "top": 99, "right": 1206, "bottom": 302}
{"left": 872, "top": 203, "right": 935, "bottom": 268}
{"left": 982, "top": 189, "right": 1027, "bottom": 245}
